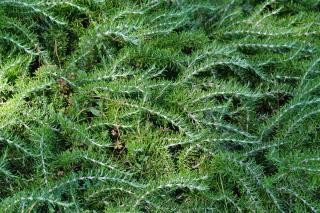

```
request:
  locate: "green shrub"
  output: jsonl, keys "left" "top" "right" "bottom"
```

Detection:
{"left": 0, "top": 0, "right": 319, "bottom": 212}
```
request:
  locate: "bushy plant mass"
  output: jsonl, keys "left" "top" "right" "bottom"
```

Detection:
{"left": 0, "top": 0, "right": 320, "bottom": 212}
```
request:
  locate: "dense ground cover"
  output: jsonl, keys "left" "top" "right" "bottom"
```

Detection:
{"left": 0, "top": 0, "right": 320, "bottom": 212}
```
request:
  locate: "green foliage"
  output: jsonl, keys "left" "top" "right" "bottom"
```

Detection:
{"left": 0, "top": 0, "right": 320, "bottom": 212}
